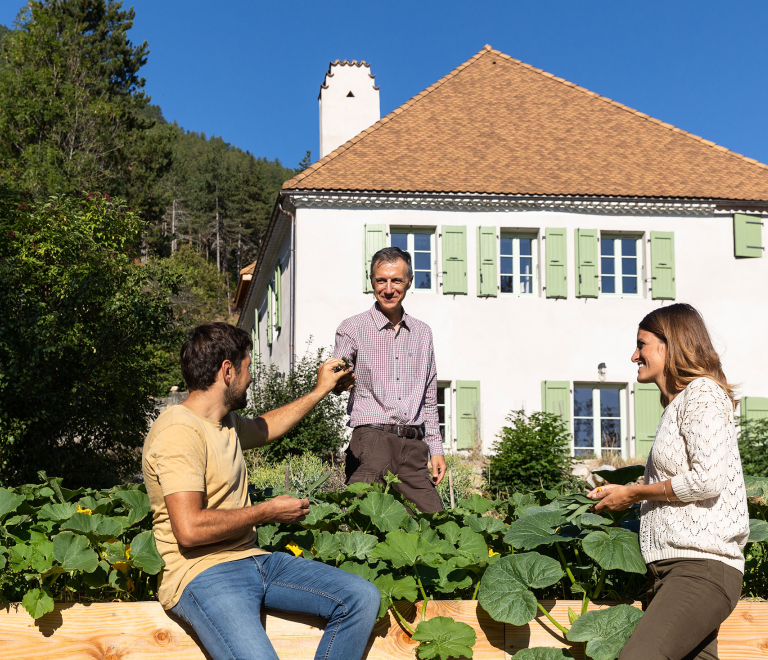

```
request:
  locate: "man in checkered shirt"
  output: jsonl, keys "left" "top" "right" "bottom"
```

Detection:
{"left": 332, "top": 247, "right": 446, "bottom": 512}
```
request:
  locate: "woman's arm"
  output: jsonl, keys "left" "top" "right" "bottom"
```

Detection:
{"left": 587, "top": 481, "right": 680, "bottom": 512}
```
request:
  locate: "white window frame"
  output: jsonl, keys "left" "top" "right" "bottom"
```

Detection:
{"left": 599, "top": 234, "right": 643, "bottom": 298}
{"left": 437, "top": 380, "right": 453, "bottom": 452}
{"left": 572, "top": 384, "right": 627, "bottom": 458}
{"left": 499, "top": 232, "right": 538, "bottom": 296}
{"left": 389, "top": 227, "right": 436, "bottom": 293}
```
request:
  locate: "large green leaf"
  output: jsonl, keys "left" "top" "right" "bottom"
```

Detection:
{"left": 338, "top": 531, "right": 378, "bottom": 560}
{"left": 302, "top": 503, "right": 342, "bottom": 528}
{"left": 61, "top": 512, "right": 126, "bottom": 542}
{"left": 370, "top": 530, "right": 439, "bottom": 568}
{"left": 312, "top": 531, "right": 341, "bottom": 561}
{"left": 372, "top": 574, "right": 418, "bottom": 618}
{"left": 338, "top": 560, "right": 384, "bottom": 583}
{"left": 437, "top": 521, "right": 462, "bottom": 545}
{"left": 37, "top": 502, "right": 78, "bottom": 522}
{"left": 504, "top": 511, "right": 576, "bottom": 550}
{"left": 0, "top": 488, "right": 24, "bottom": 523}
{"left": 567, "top": 605, "right": 643, "bottom": 660}
{"left": 129, "top": 530, "right": 164, "bottom": 574}
{"left": 21, "top": 588, "right": 54, "bottom": 619}
{"left": 513, "top": 649, "right": 574, "bottom": 660}
{"left": 52, "top": 531, "right": 99, "bottom": 572}
{"left": 579, "top": 513, "right": 610, "bottom": 528}
{"left": 412, "top": 616, "right": 477, "bottom": 660}
{"left": 464, "top": 514, "right": 508, "bottom": 537}
{"left": 748, "top": 518, "right": 768, "bottom": 543}
{"left": 458, "top": 494, "right": 497, "bottom": 514}
{"left": 113, "top": 490, "right": 151, "bottom": 525}
{"left": 478, "top": 552, "right": 564, "bottom": 625}
{"left": 582, "top": 528, "right": 646, "bottom": 574}
{"left": 593, "top": 466, "right": 645, "bottom": 486}
{"left": 455, "top": 527, "right": 488, "bottom": 562}
{"left": 744, "top": 475, "right": 768, "bottom": 502}
{"left": 358, "top": 493, "right": 409, "bottom": 532}
{"left": 510, "top": 492, "right": 538, "bottom": 517}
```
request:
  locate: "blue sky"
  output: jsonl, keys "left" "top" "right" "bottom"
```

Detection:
{"left": 2, "top": 1, "right": 767, "bottom": 170}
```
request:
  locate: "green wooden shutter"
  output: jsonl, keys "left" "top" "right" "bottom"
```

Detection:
{"left": 456, "top": 381, "right": 480, "bottom": 449}
{"left": 267, "top": 282, "right": 273, "bottom": 346}
{"left": 734, "top": 214, "right": 763, "bottom": 258}
{"left": 363, "top": 224, "right": 386, "bottom": 293}
{"left": 442, "top": 226, "right": 467, "bottom": 294}
{"left": 250, "top": 320, "right": 260, "bottom": 377}
{"left": 574, "top": 229, "right": 599, "bottom": 298}
{"left": 634, "top": 382, "right": 664, "bottom": 458}
{"left": 650, "top": 232, "right": 676, "bottom": 300}
{"left": 541, "top": 381, "right": 571, "bottom": 429}
{"left": 545, "top": 228, "right": 568, "bottom": 298}
{"left": 742, "top": 397, "right": 768, "bottom": 422}
{"left": 274, "top": 260, "right": 282, "bottom": 330}
{"left": 477, "top": 226, "right": 497, "bottom": 297}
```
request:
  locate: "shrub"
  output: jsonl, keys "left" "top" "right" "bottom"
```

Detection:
{"left": 487, "top": 410, "right": 573, "bottom": 495}
{"left": 436, "top": 454, "right": 479, "bottom": 508}
{"left": 244, "top": 343, "right": 349, "bottom": 462}
{"left": 246, "top": 452, "right": 346, "bottom": 496}
{"left": 739, "top": 418, "right": 768, "bottom": 478}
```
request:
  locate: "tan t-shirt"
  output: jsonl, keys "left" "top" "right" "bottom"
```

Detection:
{"left": 142, "top": 405, "right": 268, "bottom": 609}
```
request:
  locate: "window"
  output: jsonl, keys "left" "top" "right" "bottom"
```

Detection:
{"left": 601, "top": 236, "right": 641, "bottom": 296}
{"left": 391, "top": 229, "right": 435, "bottom": 291}
{"left": 437, "top": 381, "right": 452, "bottom": 450}
{"left": 573, "top": 385, "right": 626, "bottom": 457}
{"left": 500, "top": 234, "right": 537, "bottom": 294}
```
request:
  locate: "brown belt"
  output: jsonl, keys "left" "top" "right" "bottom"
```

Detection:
{"left": 357, "top": 423, "right": 425, "bottom": 439}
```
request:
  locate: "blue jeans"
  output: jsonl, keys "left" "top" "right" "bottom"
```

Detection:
{"left": 171, "top": 553, "right": 381, "bottom": 660}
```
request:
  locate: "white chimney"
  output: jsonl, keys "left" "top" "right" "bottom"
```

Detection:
{"left": 319, "top": 60, "right": 380, "bottom": 159}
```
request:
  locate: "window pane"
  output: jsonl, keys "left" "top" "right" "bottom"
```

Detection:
{"left": 520, "top": 276, "right": 533, "bottom": 294}
{"left": 414, "top": 234, "right": 431, "bottom": 251}
{"left": 500, "top": 275, "right": 514, "bottom": 293}
{"left": 500, "top": 237, "right": 513, "bottom": 255}
{"left": 622, "top": 257, "right": 637, "bottom": 276}
{"left": 601, "top": 419, "right": 621, "bottom": 450}
{"left": 600, "top": 389, "right": 620, "bottom": 417}
{"left": 414, "top": 252, "right": 431, "bottom": 270}
{"left": 621, "top": 239, "right": 636, "bottom": 257}
{"left": 519, "top": 238, "right": 533, "bottom": 256}
{"left": 520, "top": 257, "right": 532, "bottom": 275}
{"left": 500, "top": 256, "right": 513, "bottom": 275}
{"left": 437, "top": 388, "right": 445, "bottom": 405}
{"left": 601, "top": 239, "right": 615, "bottom": 256}
{"left": 601, "top": 256, "right": 615, "bottom": 275}
{"left": 574, "top": 388, "right": 593, "bottom": 417}
{"left": 602, "top": 276, "right": 615, "bottom": 294}
{"left": 622, "top": 276, "right": 638, "bottom": 295}
{"left": 415, "top": 272, "right": 431, "bottom": 289}
{"left": 574, "top": 419, "right": 594, "bottom": 450}
{"left": 391, "top": 233, "right": 407, "bottom": 251}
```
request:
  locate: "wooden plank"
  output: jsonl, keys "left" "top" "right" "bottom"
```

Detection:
{"left": 0, "top": 600, "right": 764, "bottom": 659}
{"left": 505, "top": 601, "right": 768, "bottom": 659}
{"left": 0, "top": 600, "right": 505, "bottom": 660}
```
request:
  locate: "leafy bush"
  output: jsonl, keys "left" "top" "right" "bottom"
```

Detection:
{"left": 436, "top": 454, "right": 479, "bottom": 508}
{"left": 0, "top": 472, "right": 163, "bottom": 618}
{"left": 0, "top": 189, "right": 182, "bottom": 488}
{"left": 245, "top": 344, "right": 349, "bottom": 462}
{"left": 487, "top": 411, "right": 574, "bottom": 495}
{"left": 246, "top": 453, "right": 346, "bottom": 496}
{"left": 739, "top": 418, "right": 768, "bottom": 478}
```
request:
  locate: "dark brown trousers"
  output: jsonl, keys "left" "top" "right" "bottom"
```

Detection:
{"left": 619, "top": 558, "right": 742, "bottom": 660}
{"left": 344, "top": 426, "right": 444, "bottom": 513}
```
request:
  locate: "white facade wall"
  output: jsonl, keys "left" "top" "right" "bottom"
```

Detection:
{"left": 247, "top": 202, "right": 768, "bottom": 456}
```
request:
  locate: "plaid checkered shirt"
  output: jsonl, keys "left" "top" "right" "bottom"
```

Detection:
{"left": 333, "top": 303, "right": 443, "bottom": 456}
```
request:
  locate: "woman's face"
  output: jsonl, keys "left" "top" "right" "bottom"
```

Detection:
{"left": 632, "top": 329, "right": 667, "bottom": 384}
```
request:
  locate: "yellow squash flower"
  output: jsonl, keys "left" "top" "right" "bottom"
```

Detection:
{"left": 285, "top": 541, "right": 303, "bottom": 557}
{"left": 125, "top": 545, "right": 131, "bottom": 560}
{"left": 77, "top": 505, "right": 92, "bottom": 515}
{"left": 114, "top": 561, "right": 129, "bottom": 574}
{"left": 488, "top": 547, "right": 500, "bottom": 557}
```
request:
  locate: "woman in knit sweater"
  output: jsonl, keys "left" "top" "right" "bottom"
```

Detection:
{"left": 587, "top": 303, "right": 749, "bottom": 660}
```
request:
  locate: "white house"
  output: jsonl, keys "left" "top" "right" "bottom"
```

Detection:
{"left": 237, "top": 46, "right": 768, "bottom": 458}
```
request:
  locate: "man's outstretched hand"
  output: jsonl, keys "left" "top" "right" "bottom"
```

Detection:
{"left": 266, "top": 495, "right": 310, "bottom": 524}
{"left": 314, "top": 358, "right": 355, "bottom": 395}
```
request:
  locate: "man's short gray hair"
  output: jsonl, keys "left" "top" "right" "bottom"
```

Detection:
{"left": 370, "top": 247, "right": 413, "bottom": 282}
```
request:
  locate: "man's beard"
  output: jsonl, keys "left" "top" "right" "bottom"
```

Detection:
{"left": 224, "top": 381, "right": 249, "bottom": 412}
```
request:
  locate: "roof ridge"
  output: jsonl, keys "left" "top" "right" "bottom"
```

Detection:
{"left": 486, "top": 47, "right": 768, "bottom": 174}
{"left": 284, "top": 45, "right": 494, "bottom": 189}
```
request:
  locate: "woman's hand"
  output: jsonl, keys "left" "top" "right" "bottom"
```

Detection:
{"left": 587, "top": 484, "right": 639, "bottom": 512}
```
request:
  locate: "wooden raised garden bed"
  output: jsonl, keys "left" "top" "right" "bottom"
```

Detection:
{"left": 2, "top": 599, "right": 767, "bottom": 660}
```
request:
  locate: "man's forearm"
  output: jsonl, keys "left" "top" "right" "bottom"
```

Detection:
{"left": 172, "top": 500, "right": 275, "bottom": 547}
{"left": 258, "top": 388, "right": 325, "bottom": 443}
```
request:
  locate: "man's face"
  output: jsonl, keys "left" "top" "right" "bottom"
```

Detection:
{"left": 224, "top": 354, "right": 252, "bottom": 411}
{"left": 372, "top": 259, "right": 412, "bottom": 314}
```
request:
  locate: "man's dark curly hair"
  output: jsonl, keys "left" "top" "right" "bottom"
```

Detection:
{"left": 180, "top": 322, "right": 252, "bottom": 391}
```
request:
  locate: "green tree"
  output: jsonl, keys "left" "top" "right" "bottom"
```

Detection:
{"left": 0, "top": 187, "right": 182, "bottom": 488}
{"left": 487, "top": 411, "right": 574, "bottom": 494}
{"left": 739, "top": 418, "right": 768, "bottom": 477}
{"left": 0, "top": 0, "right": 172, "bottom": 220}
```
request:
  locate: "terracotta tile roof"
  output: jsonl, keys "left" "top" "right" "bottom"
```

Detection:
{"left": 284, "top": 46, "right": 768, "bottom": 201}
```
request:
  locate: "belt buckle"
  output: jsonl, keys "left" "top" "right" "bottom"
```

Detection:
{"left": 396, "top": 425, "right": 411, "bottom": 438}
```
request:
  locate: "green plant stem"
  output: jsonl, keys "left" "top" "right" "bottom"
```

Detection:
{"left": 413, "top": 566, "right": 429, "bottom": 621}
{"left": 555, "top": 544, "right": 576, "bottom": 585}
{"left": 537, "top": 602, "right": 570, "bottom": 635}
{"left": 389, "top": 599, "right": 416, "bottom": 635}
{"left": 472, "top": 581, "right": 480, "bottom": 600}
{"left": 581, "top": 591, "right": 589, "bottom": 616}
{"left": 592, "top": 568, "right": 607, "bottom": 600}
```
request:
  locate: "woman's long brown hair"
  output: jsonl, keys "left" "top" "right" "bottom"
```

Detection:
{"left": 638, "top": 303, "right": 737, "bottom": 408}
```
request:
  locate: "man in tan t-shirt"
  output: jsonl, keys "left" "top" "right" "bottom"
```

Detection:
{"left": 142, "top": 322, "right": 378, "bottom": 660}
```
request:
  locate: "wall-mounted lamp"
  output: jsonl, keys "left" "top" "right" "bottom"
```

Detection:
{"left": 598, "top": 362, "right": 607, "bottom": 383}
